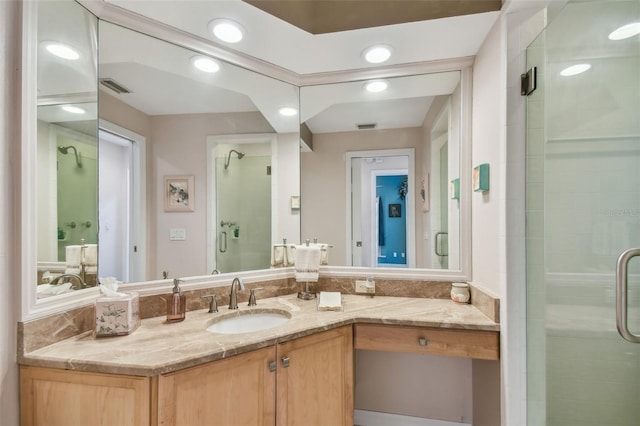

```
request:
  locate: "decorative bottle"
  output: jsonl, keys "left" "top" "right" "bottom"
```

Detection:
{"left": 166, "top": 278, "right": 186, "bottom": 323}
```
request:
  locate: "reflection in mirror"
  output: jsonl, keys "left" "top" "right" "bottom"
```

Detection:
{"left": 300, "top": 71, "right": 462, "bottom": 270}
{"left": 209, "top": 134, "right": 276, "bottom": 273}
{"left": 98, "top": 21, "right": 300, "bottom": 280}
{"left": 36, "top": 0, "right": 98, "bottom": 297}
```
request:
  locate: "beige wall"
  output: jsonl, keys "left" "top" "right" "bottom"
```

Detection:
{"left": 101, "top": 92, "right": 279, "bottom": 279}
{"left": 471, "top": 12, "right": 506, "bottom": 297}
{"left": 150, "top": 112, "right": 274, "bottom": 278}
{"left": 2, "top": 0, "right": 19, "bottom": 423}
{"left": 355, "top": 351, "right": 473, "bottom": 422}
{"left": 301, "top": 127, "right": 425, "bottom": 266}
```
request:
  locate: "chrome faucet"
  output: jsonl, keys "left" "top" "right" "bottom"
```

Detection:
{"left": 50, "top": 273, "right": 86, "bottom": 290}
{"left": 228, "top": 277, "right": 245, "bottom": 309}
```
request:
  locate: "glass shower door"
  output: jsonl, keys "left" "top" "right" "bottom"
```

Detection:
{"left": 526, "top": 1, "right": 640, "bottom": 424}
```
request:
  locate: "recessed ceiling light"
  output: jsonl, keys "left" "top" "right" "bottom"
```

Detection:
{"left": 362, "top": 45, "right": 393, "bottom": 64}
{"left": 61, "top": 105, "right": 86, "bottom": 114}
{"left": 45, "top": 42, "right": 79, "bottom": 60}
{"left": 279, "top": 107, "right": 297, "bottom": 117}
{"left": 191, "top": 56, "right": 220, "bottom": 73}
{"left": 208, "top": 19, "right": 244, "bottom": 43}
{"left": 364, "top": 80, "right": 388, "bottom": 93}
{"left": 560, "top": 64, "right": 591, "bottom": 76}
{"left": 608, "top": 22, "right": 640, "bottom": 40}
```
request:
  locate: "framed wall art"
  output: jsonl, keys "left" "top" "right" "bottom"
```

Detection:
{"left": 389, "top": 203, "right": 402, "bottom": 218}
{"left": 164, "top": 175, "right": 195, "bottom": 212}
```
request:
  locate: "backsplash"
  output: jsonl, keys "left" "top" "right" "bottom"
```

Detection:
{"left": 19, "top": 277, "right": 499, "bottom": 355}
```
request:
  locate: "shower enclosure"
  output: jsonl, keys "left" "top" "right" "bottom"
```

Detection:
{"left": 56, "top": 137, "right": 98, "bottom": 261}
{"left": 526, "top": 0, "right": 640, "bottom": 424}
{"left": 213, "top": 143, "right": 272, "bottom": 273}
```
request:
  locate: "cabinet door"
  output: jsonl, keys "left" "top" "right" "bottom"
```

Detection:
{"left": 276, "top": 325, "right": 353, "bottom": 426}
{"left": 158, "top": 346, "right": 276, "bottom": 426}
{"left": 20, "top": 366, "right": 151, "bottom": 426}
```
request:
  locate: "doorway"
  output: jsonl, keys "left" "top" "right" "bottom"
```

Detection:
{"left": 347, "top": 149, "right": 415, "bottom": 268}
{"left": 98, "top": 123, "right": 146, "bottom": 283}
{"left": 375, "top": 173, "right": 408, "bottom": 267}
{"left": 526, "top": 1, "right": 640, "bottom": 424}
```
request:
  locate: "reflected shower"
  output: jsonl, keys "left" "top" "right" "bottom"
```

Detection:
{"left": 58, "top": 145, "right": 82, "bottom": 168}
{"left": 224, "top": 149, "right": 245, "bottom": 170}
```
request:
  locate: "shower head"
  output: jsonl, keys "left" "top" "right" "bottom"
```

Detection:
{"left": 224, "top": 149, "right": 245, "bottom": 170}
{"left": 58, "top": 145, "right": 83, "bottom": 168}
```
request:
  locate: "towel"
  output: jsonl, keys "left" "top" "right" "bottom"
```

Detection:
{"left": 312, "top": 243, "right": 330, "bottom": 266}
{"left": 271, "top": 245, "right": 285, "bottom": 267}
{"left": 83, "top": 244, "right": 98, "bottom": 266}
{"left": 377, "top": 197, "right": 385, "bottom": 246}
{"left": 65, "top": 245, "right": 82, "bottom": 268}
{"left": 317, "top": 291, "right": 342, "bottom": 311}
{"left": 294, "top": 245, "right": 321, "bottom": 282}
{"left": 285, "top": 245, "right": 296, "bottom": 267}
{"left": 271, "top": 244, "right": 297, "bottom": 268}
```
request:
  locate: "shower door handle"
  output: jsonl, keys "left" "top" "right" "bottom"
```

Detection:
{"left": 435, "top": 232, "right": 448, "bottom": 257}
{"left": 615, "top": 248, "right": 640, "bottom": 343}
{"left": 219, "top": 231, "right": 227, "bottom": 253}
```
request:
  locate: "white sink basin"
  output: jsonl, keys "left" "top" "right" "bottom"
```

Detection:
{"left": 206, "top": 309, "right": 291, "bottom": 334}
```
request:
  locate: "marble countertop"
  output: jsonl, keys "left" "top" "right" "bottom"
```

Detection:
{"left": 20, "top": 294, "right": 499, "bottom": 377}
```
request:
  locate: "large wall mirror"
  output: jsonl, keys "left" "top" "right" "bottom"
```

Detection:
{"left": 97, "top": 21, "right": 300, "bottom": 282}
{"left": 26, "top": 0, "right": 470, "bottom": 318}
{"left": 33, "top": 1, "right": 300, "bottom": 302}
{"left": 300, "top": 70, "right": 470, "bottom": 275}
{"left": 35, "top": 0, "right": 98, "bottom": 298}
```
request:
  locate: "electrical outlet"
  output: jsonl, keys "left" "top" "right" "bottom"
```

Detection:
{"left": 355, "top": 280, "right": 369, "bottom": 293}
{"left": 355, "top": 279, "right": 375, "bottom": 294}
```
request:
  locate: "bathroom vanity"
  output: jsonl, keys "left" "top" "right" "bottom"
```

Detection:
{"left": 19, "top": 294, "right": 498, "bottom": 426}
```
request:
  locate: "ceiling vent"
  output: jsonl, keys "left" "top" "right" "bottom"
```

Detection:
{"left": 357, "top": 123, "right": 377, "bottom": 130}
{"left": 99, "top": 78, "right": 132, "bottom": 94}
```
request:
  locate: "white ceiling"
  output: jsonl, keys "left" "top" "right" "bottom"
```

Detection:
{"left": 39, "top": 0, "right": 501, "bottom": 134}
{"left": 105, "top": 0, "right": 500, "bottom": 75}
{"left": 302, "top": 71, "right": 460, "bottom": 133}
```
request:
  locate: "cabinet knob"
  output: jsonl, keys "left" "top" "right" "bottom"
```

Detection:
{"left": 268, "top": 360, "right": 277, "bottom": 372}
{"left": 281, "top": 356, "right": 291, "bottom": 368}
{"left": 418, "top": 337, "right": 427, "bottom": 346}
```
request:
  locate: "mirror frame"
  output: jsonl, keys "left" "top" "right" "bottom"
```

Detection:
{"left": 20, "top": 0, "right": 472, "bottom": 321}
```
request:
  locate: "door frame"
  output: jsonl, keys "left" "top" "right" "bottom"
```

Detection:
{"left": 345, "top": 148, "right": 416, "bottom": 268}
{"left": 98, "top": 120, "right": 147, "bottom": 282}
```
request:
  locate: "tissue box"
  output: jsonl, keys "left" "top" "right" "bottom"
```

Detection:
{"left": 94, "top": 291, "right": 140, "bottom": 337}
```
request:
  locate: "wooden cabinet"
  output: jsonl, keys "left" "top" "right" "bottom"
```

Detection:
{"left": 354, "top": 323, "right": 499, "bottom": 360}
{"left": 157, "top": 346, "right": 276, "bottom": 426}
{"left": 20, "top": 366, "right": 152, "bottom": 426}
{"left": 20, "top": 327, "right": 354, "bottom": 426}
{"left": 157, "top": 325, "right": 353, "bottom": 426}
{"left": 277, "top": 325, "right": 353, "bottom": 426}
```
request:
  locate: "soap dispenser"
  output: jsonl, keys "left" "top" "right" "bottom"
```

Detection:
{"left": 166, "top": 278, "right": 186, "bottom": 323}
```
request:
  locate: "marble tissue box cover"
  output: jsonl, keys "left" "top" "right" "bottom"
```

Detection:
{"left": 94, "top": 292, "right": 140, "bottom": 337}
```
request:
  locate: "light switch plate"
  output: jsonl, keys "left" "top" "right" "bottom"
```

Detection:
{"left": 169, "top": 228, "right": 186, "bottom": 241}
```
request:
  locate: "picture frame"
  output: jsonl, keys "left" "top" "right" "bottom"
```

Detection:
{"left": 389, "top": 203, "right": 402, "bottom": 218}
{"left": 164, "top": 175, "right": 195, "bottom": 212}
{"left": 473, "top": 163, "right": 490, "bottom": 192}
{"left": 421, "top": 174, "right": 430, "bottom": 212}
{"left": 450, "top": 178, "right": 460, "bottom": 200}
{"left": 290, "top": 195, "right": 301, "bottom": 210}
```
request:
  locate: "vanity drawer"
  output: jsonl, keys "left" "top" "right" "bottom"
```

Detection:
{"left": 354, "top": 324, "right": 499, "bottom": 360}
